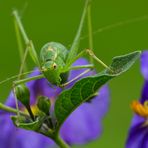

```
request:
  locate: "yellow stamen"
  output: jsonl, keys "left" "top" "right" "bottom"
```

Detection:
{"left": 23, "top": 104, "right": 39, "bottom": 115}
{"left": 131, "top": 100, "right": 148, "bottom": 118}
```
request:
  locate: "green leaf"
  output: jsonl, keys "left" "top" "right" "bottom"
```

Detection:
{"left": 106, "top": 51, "right": 141, "bottom": 75}
{"left": 54, "top": 51, "right": 141, "bottom": 129}
{"left": 11, "top": 116, "right": 42, "bottom": 131}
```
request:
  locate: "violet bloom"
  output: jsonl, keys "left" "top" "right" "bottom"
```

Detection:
{"left": 126, "top": 51, "right": 148, "bottom": 148}
{"left": 0, "top": 58, "right": 110, "bottom": 148}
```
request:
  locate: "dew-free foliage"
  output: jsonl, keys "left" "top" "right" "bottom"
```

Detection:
{"left": 55, "top": 51, "right": 141, "bottom": 129}
{"left": 11, "top": 51, "right": 141, "bottom": 132}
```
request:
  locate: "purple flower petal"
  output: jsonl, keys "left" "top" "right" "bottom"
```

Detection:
{"left": 69, "top": 58, "right": 96, "bottom": 81}
{"left": 126, "top": 51, "right": 148, "bottom": 148}
{"left": 141, "top": 51, "right": 148, "bottom": 80}
{"left": 0, "top": 114, "right": 53, "bottom": 148}
{"left": 129, "top": 81, "right": 148, "bottom": 127}
{"left": 0, "top": 58, "right": 110, "bottom": 147}
{"left": 67, "top": 58, "right": 96, "bottom": 88}
{"left": 4, "top": 69, "right": 62, "bottom": 108}
{"left": 126, "top": 82, "right": 148, "bottom": 148}
{"left": 0, "top": 115, "right": 15, "bottom": 148}
{"left": 13, "top": 128, "right": 53, "bottom": 148}
{"left": 141, "top": 81, "right": 148, "bottom": 103}
{"left": 126, "top": 122, "right": 148, "bottom": 148}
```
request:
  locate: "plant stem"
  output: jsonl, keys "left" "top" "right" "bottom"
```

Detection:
{"left": 0, "top": 103, "right": 27, "bottom": 116}
{"left": 40, "top": 129, "right": 70, "bottom": 148}
{"left": 53, "top": 135, "right": 70, "bottom": 148}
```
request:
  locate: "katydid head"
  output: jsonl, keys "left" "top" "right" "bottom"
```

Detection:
{"left": 42, "top": 61, "right": 57, "bottom": 71}
{"left": 41, "top": 61, "right": 61, "bottom": 86}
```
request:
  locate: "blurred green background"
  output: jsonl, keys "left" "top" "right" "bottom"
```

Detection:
{"left": 0, "top": 0, "right": 148, "bottom": 147}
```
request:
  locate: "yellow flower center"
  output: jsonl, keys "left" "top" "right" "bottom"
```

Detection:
{"left": 23, "top": 104, "right": 39, "bottom": 115}
{"left": 22, "top": 98, "right": 55, "bottom": 116}
{"left": 131, "top": 100, "right": 148, "bottom": 118}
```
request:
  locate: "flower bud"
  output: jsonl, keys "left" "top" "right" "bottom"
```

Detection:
{"left": 37, "top": 96, "right": 51, "bottom": 115}
{"left": 15, "top": 84, "right": 30, "bottom": 107}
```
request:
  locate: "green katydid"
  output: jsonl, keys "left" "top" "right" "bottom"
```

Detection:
{"left": 1, "top": 0, "right": 147, "bottom": 87}
{"left": 0, "top": 0, "right": 110, "bottom": 119}
{"left": 0, "top": 0, "right": 113, "bottom": 120}
{"left": 0, "top": 0, "right": 146, "bottom": 114}
{"left": 11, "top": 0, "right": 111, "bottom": 88}
{"left": 0, "top": 0, "right": 144, "bottom": 143}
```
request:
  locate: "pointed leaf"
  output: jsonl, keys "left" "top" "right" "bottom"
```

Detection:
{"left": 54, "top": 51, "right": 141, "bottom": 129}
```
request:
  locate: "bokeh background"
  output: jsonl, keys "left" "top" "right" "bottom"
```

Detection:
{"left": 0, "top": 0, "right": 148, "bottom": 147}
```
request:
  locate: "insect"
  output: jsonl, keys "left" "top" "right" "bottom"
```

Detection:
{"left": 0, "top": 0, "right": 146, "bottom": 123}
{"left": 2, "top": 0, "right": 110, "bottom": 91}
{"left": 0, "top": 0, "right": 146, "bottom": 96}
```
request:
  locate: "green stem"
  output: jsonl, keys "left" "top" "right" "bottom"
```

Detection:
{"left": 40, "top": 130, "right": 70, "bottom": 148}
{"left": 0, "top": 103, "right": 28, "bottom": 116}
{"left": 87, "top": 3, "right": 94, "bottom": 63}
{"left": 53, "top": 135, "right": 70, "bottom": 148}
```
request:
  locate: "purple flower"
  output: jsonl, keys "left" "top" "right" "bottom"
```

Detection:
{"left": 0, "top": 58, "right": 110, "bottom": 148}
{"left": 126, "top": 51, "right": 148, "bottom": 148}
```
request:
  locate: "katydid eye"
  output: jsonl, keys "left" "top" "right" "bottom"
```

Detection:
{"left": 53, "top": 63, "right": 57, "bottom": 69}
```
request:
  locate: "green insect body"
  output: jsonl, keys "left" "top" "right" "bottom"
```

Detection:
{"left": 0, "top": 0, "right": 100, "bottom": 88}
{"left": 40, "top": 42, "right": 69, "bottom": 85}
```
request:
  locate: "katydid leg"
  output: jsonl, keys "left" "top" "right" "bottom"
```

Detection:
{"left": 60, "top": 69, "right": 91, "bottom": 87}
{"left": 66, "top": 0, "right": 91, "bottom": 66}
{"left": 86, "top": 49, "right": 113, "bottom": 72}
{"left": 18, "top": 46, "right": 29, "bottom": 79}
{"left": 12, "top": 84, "right": 20, "bottom": 118}
{"left": 12, "top": 10, "right": 40, "bottom": 67}
{"left": 12, "top": 74, "right": 44, "bottom": 119}
{"left": 14, "top": 15, "right": 28, "bottom": 72}
{"left": 13, "top": 74, "right": 44, "bottom": 86}
{"left": 69, "top": 64, "right": 94, "bottom": 71}
{"left": 65, "top": 49, "right": 111, "bottom": 72}
{"left": 87, "top": 3, "right": 94, "bottom": 63}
